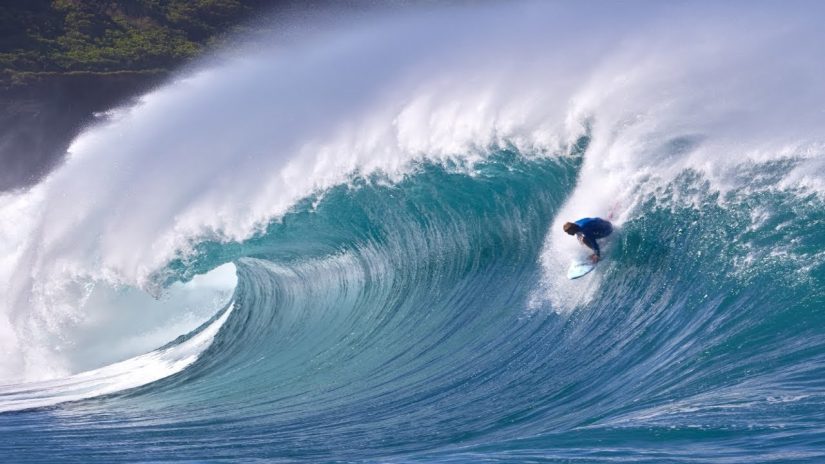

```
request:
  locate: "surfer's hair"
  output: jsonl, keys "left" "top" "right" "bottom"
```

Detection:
{"left": 563, "top": 222, "right": 580, "bottom": 235}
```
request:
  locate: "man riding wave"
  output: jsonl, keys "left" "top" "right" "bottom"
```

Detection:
{"left": 563, "top": 217, "right": 613, "bottom": 263}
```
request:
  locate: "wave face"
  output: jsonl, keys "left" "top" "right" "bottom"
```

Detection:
{"left": 3, "top": 1, "right": 825, "bottom": 462}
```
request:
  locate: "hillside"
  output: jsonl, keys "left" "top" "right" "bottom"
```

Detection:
{"left": 0, "top": 0, "right": 273, "bottom": 191}
{"left": 1, "top": 0, "right": 270, "bottom": 87}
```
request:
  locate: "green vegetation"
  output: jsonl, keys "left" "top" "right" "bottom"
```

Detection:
{"left": 0, "top": 0, "right": 268, "bottom": 87}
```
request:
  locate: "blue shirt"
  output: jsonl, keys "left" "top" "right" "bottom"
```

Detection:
{"left": 574, "top": 217, "right": 613, "bottom": 256}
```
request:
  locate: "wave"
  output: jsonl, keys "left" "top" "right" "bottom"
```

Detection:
{"left": 0, "top": 293, "right": 234, "bottom": 413}
{"left": 2, "top": 1, "right": 825, "bottom": 461}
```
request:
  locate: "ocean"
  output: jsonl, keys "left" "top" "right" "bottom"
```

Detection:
{"left": 2, "top": 2, "right": 825, "bottom": 462}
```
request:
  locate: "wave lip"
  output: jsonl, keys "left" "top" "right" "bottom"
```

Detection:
{"left": 0, "top": 301, "right": 233, "bottom": 413}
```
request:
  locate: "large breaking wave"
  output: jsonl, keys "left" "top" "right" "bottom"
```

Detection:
{"left": 2, "top": 1, "right": 825, "bottom": 462}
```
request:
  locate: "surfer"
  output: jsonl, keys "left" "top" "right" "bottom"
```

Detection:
{"left": 563, "top": 217, "right": 613, "bottom": 263}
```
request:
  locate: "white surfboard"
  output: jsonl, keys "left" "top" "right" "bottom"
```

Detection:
{"left": 567, "top": 260, "right": 596, "bottom": 279}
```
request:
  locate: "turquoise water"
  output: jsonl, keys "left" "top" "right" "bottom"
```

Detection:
{"left": 3, "top": 150, "right": 825, "bottom": 462}
{"left": 3, "top": 2, "right": 825, "bottom": 461}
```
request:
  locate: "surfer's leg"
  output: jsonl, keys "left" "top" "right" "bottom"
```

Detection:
{"left": 582, "top": 235, "right": 600, "bottom": 256}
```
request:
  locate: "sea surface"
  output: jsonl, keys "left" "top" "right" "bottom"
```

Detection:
{"left": 2, "top": 2, "right": 825, "bottom": 462}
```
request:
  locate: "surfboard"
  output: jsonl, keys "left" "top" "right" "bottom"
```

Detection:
{"left": 567, "top": 260, "right": 595, "bottom": 279}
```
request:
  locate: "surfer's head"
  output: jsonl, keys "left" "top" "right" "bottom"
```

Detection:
{"left": 563, "top": 222, "right": 580, "bottom": 235}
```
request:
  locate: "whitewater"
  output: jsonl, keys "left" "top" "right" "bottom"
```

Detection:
{"left": 2, "top": 1, "right": 825, "bottom": 462}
